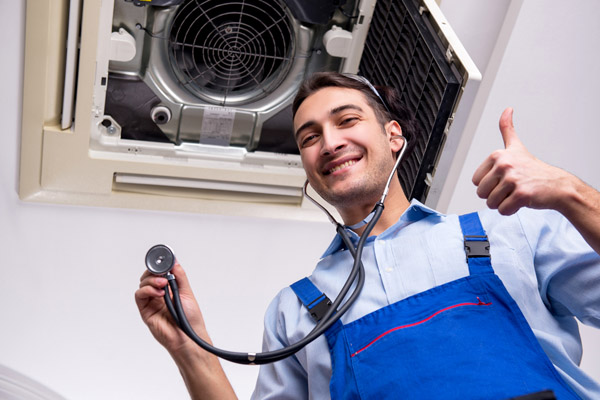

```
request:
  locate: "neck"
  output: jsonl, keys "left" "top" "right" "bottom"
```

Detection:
{"left": 340, "top": 180, "right": 410, "bottom": 237}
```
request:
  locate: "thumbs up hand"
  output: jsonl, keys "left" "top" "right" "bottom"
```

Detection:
{"left": 472, "top": 107, "right": 572, "bottom": 215}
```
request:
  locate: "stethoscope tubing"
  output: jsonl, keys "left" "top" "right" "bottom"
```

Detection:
{"left": 162, "top": 206, "right": 381, "bottom": 364}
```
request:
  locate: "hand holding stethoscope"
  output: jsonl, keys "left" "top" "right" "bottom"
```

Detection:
{"left": 136, "top": 256, "right": 211, "bottom": 354}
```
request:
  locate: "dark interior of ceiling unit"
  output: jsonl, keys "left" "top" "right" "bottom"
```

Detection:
{"left": 104, "top": 74, "right": 172, "bottom": 143}
{"left": 256, "top": 106, "right": 299, "bottom": 154}
{"left": 282, "top": 0, "right": 347, "bottom": 25}
{"left": 358, "top": 0, "right": 462, "bottom": 202}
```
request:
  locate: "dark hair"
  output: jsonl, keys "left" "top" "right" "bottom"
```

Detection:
{"left": 292, "top": 72, "right": 418, "bottom": 154}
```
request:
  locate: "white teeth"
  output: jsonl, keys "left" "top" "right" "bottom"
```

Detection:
{"left": 329, "top": 160, "right": 356, "bottom": 174}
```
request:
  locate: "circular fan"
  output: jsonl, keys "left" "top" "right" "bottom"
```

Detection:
{"left": 169, "top": 0, "right": 296, "bottom": 105}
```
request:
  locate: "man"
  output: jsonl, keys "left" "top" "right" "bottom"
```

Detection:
{"left": 136, "top": 72, "right": 600, "bottom": 399}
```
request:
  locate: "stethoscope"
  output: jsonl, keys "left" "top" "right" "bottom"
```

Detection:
{"left": 145, "top": 136, "right": 408, "bottom": 365}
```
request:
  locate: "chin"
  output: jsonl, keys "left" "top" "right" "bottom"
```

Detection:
{"left": 321, "top": 182, "right": 382, "bottom": 209}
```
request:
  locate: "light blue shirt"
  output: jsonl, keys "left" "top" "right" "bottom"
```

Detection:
{"left": 252, "top": 201, "right": 600, "bottom": 399}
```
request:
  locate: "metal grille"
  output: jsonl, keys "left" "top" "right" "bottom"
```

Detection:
{"left": 168, "top": 0, "right": 295, "bottom": 105}
{"left": 359, "top": 0, "right": 461, "bottom": 202}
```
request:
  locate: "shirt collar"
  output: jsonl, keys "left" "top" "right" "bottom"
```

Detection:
{"left": 320, "top": 199, "right": 442, "bottom": 258}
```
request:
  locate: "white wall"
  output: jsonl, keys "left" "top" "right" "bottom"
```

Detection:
{"left": 1, "top": 0, "right": 599, "bottom": 399}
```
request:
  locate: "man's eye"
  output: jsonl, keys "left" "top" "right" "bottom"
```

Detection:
{"left": 301, "top": 134, "right": 318, "bottom": 147}
{"left": 340, "top": 117, "right": 358, "bottom": 126}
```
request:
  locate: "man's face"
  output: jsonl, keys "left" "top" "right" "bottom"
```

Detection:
{"left": 293, "top": 87, "right": 403, "bottom": 210}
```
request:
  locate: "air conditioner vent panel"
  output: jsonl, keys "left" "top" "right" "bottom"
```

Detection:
{"left": 18, "top": 0, "right": 480, "bottom": 218}
{"left": 359, "top": 0, "right": 462, "bottom": 202}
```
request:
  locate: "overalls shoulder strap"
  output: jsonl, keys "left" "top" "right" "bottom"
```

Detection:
{"left": 459, "top": 212, "right": 494, "bottom": 276}
{"left": 291, "top": 213, "right": 492, "bottom": 320}
{"left": 290, "top": 277, "right": 332, "bottom": 322}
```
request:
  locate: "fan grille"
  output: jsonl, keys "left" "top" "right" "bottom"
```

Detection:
{"left": 168, "top": 0, "right": 295, "bottom": 105}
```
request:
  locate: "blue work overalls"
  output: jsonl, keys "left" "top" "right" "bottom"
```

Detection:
{"left": 291, "top": 213, "right": 581, "bottom": 399}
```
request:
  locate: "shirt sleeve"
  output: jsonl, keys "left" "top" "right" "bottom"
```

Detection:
{"left": 518, "top": 208, "right": 600, "bottom": 327}
{"left": 251, "top": 290, "right": 309, "bottom": 400}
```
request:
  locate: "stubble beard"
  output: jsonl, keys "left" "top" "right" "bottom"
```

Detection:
{"left": 313, "top": 154, "right": 396, "bottom": 211}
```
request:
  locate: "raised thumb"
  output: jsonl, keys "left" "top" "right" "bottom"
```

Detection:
{"left": 499, "top": 107, "right": 520, "bottom": 149}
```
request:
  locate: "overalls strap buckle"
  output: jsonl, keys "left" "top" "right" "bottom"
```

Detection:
{"left": 464, "top": 235, "right": 490, "bottom": 259}
{"left": 307, "top": 294, "right": 332, "bottom": 322}
{"left": 290, "top": 277, "right": 332, "bottom": 322}
{"left": 459, "top": 213, "right": 494, "bottom": 275}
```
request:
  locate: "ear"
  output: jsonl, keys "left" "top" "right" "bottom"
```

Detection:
{"left": 385, "top": 120, "right": 404, "bottom": 152}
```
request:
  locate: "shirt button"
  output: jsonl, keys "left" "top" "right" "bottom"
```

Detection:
{"left": 386, "top": 267, "right": 393, "bottom": 273}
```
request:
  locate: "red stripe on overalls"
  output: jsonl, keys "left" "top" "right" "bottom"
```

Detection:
{"left": 351, "top": 298, "right": 492, "bottom": 357}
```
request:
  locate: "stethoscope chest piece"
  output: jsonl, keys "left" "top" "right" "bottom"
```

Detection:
{"left": 145, "top": 244, "right": 175, "bottom": 275}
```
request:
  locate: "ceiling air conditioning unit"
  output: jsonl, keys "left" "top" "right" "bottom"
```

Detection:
{"left": 20, "top": 0, "right": 480, "bottom": 220}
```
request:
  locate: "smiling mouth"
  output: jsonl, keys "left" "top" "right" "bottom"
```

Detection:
{"left": 326, "top": 159, "right": 358, "bottom": 175}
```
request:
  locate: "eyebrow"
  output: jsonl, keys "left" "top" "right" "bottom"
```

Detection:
{"left": 294, "top": 104, "right": 364, "bottom": 140}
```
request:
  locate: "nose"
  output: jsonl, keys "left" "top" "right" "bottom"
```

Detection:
{"left": 320, "top": 128, "right": 347, "bottom": 157}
